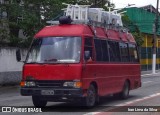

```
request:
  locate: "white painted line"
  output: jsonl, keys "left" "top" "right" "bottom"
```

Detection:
{"left": 84, "top": 92, "right": 160, "bottom": 115}
{"left": 119, "top": 93, "right": 160, "bottom": 106}
{"left": 141, "top": 73, "right": 159, "bottom": 77}
{"left": 84, "top": 112, "right": 100, "bottom": 115}
{"left": 142, "top": 81, "right": 153, "bottom": 84}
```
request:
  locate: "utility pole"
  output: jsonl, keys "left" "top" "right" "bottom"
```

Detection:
{"left": 152, "top": 0, "right": 159, "bottom": 74}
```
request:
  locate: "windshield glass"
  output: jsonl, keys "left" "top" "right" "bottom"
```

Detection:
{"left": 26, "top": 37, "right": 81, "bottom": 63}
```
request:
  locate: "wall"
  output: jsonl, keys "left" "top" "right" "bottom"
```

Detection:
{"left": 140, "top": 34, "right": 160, "bottom": 71}
{"left": 0, "top": 47, "right": 27, "bottom": 85}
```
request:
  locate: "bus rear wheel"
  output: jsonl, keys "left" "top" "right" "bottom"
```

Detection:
{"left": 84, "top": 84, "right": 96, "bottom": 108}
{"left": 120, "top": 81, "right": 130, "bottom": 99}
{"left": 32, "top": 96, "right": 47, "bottom": 107}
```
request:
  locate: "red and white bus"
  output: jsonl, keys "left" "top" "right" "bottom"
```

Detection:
{"left": 16, "top": 5, "right": 141, "bottom": 107}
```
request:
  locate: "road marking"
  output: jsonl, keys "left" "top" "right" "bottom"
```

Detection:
{"left": 141, "top": 73, "right": 159, "bottom": 77}
{"left": 116, "top": 93, "right": 160, "bottom": 106}
{"left": 142, "top": 81, "right": 153, "bottom": 84}
{"left": 84, "top": 92, "right": 160, "bottom": 115}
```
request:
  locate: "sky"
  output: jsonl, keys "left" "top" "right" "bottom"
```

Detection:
{"left": 113, "top": 0, "right": 157, "bottom": 8}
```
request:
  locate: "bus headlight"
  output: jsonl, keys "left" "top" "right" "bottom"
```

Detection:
{"left": 63, "top": 81, "right": 82, "bottom": 88}
{"left": 20, "top": 81, "right": 36, "bottom": 87}
{"left": 25, "top": 81, "right": 36, "bottom": 87}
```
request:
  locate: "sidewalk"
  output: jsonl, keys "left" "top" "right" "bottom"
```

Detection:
{"left": 141, "top": 70, "right": 160, "bottom": 75}
{"left": 141, "top": 70, "right": 160, "bottom": 77}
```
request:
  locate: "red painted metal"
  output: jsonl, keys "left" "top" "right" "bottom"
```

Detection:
{"left": 23, "top": 24, "right": 141, "bottom": 97}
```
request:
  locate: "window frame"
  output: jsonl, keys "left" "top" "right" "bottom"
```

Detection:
{"left": 94, "top": 38, "right": 103, "bottom": 61}
{"left": 128, "top": 43, "right": 139, "bottom": 63}
{"left": 90, "top": 37, "right": 139, "bottom": 64}
{"left": 84, "top": 37, "right": 95, "bottom": 61}
{"left": 108, "top": 40, "right": 121, "bottom": 62}
{"left": 119, "top": 42, "right": 130, "bottom": 62}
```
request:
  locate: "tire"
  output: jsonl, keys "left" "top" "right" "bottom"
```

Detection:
{"left": 84, "top": 84, "right": 96, "bottom": 108}
{"left": 119, "top": 81, "right": 130, "bottom": 99}
{"left": 32, "top": 96, "right": 47, "bottom": 107}
{"left": 96, "top": 94, "right": 100, "bottom": 105}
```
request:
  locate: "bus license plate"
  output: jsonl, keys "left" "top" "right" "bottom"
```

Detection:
{"left": 41, "top": 90, "right": 54, "bottom": 95}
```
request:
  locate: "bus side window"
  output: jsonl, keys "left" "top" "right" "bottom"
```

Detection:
{"left": 108, "top": 41, "right": 121, "bottom": 62}
{"left": 129, "top": 44, "right": 139, "bottom": 62}
{"left": 94, "top": 39, "right": 103, "bottom": 61}
{"left": 119, "top": 42, "right": 130, "bottom": 62}
{"left": 101, "top": 40, "right": 109, "bottom": 62}
{"left": 84, "top": 37, "right": 93, "bottom": 61}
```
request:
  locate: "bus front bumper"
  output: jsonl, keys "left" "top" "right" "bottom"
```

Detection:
{"left": 21, "top": 87, "right": 84, "bottom": 101}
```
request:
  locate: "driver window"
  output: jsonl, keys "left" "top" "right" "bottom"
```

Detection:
{"left": 84, "top": 37, "right": 93, "bottom": 61}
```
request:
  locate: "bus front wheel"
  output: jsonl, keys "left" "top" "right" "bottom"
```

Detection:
{"left": 84, "top": 84, "right": 96, "bottom": 108}
{"left": 32, "top": 96, "right": 47, "bottom": 107}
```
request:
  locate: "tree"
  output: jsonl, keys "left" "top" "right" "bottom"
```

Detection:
{"left": 0, "top": 0, "right": 115, "bottom": 47}
{"left": 1, "top": 0, "right": 67, "bottom": 47}
{"left": 0, "top": 3, "right": 10, "bottom": 45}
{"left": 0, "top": 1, "right": 23, "bottom": 46}
{"left": 0, "top": 19, "right": 10, "bottom": 46}
{"left": 122, "top": 15, "right": 144, "bottom": 46}
{"left": 71, "top": 0, "right": 115, "bottom": 10}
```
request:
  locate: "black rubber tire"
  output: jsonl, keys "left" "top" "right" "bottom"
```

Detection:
{"left": 32, "top": 96, "right": 47, "bottom": 107}
{"left": 119, "top": 81, "right": 130, "bottom": 99}
{"left": 96, "top": 94, "right": 100, "bottom": 105}
{"left": 85, "top": 84, "right": 96, "bottom": 108}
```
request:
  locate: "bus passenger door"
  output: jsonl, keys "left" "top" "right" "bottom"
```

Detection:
{"left": 82, "top": 37, "right": 98, "bottom": 94}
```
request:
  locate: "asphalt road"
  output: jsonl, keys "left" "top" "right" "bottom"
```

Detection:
{"left": 0, "top": 72, "right": 160, "bottom": 115}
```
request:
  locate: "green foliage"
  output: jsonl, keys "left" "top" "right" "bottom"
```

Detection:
{"left": 8, "top": 35, "right": 21, "bottom": 47}
{"left": 121, "top": 15, "right": 132, "bottom": 27}
{"left": 132, "top": 26, "right": 144, "bottom": 47}
{"left": 122, "top": 15, "right": 144, "bottom": 46}
{"left": 19, "top": 38, "right": 33, "bottom": 48}
{"left": 0, "top": 19, "right": 9, "bottom": 45}
{"left": 1, "top": 0, "right": 114, "bottom": 48}
{"left": 72, "top": 0, "right": 115, "bottom": 10}
{"left": 0, "top": 27, "right": 9, "bottom": 43}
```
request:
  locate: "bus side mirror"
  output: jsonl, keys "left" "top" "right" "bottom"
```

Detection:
{"left": 84, "top": 51, "right": 90, "bottom": 61}
{"left": 16, "top": 49, "right": 21, "bottom": 62}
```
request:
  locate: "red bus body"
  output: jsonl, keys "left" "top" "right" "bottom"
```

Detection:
{"left": 21, "top": 24, "right": 141, "bottom": 106}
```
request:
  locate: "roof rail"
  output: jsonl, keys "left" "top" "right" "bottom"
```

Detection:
{"left": 46, "top": 4, "right": 129, "bottom": 32}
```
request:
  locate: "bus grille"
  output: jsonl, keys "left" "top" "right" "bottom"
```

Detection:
{"left": 36, "top": 81, "right": 64, "bottom": 88}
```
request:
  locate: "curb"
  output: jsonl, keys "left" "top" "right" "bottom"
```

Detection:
{"left": 141, "top": 72, "right": 160, "bottom": 77}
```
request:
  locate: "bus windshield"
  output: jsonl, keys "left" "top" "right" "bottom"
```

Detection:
{"left": 26, "top": 37, "right": 81, "bottom": 64}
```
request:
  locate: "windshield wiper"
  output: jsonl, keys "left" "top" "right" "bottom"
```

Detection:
{"left": 26, "top": 61, "right": 44, "bottom": 64}
{"left": 44, "top": 58, "right": 58, "bottom": 62}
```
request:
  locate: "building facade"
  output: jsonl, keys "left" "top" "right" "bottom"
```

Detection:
{"left": 125, "top": 5, "right": 160, "bottom": 71}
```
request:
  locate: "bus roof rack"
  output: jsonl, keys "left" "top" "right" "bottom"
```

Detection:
{"left": 46, "top": 4, "right": 129, "bottom": 32}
